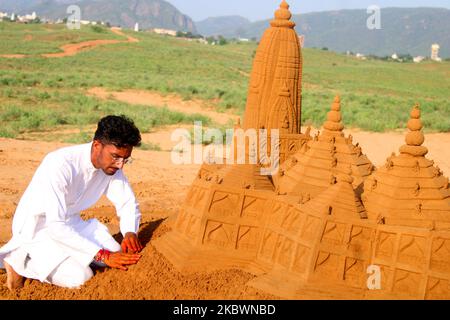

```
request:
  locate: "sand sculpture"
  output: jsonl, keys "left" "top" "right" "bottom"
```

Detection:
{"left": 154, "top": 1, "right": 450, "bottom": 299}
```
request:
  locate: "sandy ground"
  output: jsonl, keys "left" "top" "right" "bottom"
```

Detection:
{"left": 0, "top": 27, "right": 138, "bottom": 59}
{"left": 0, "top": 127, "right": 449, "bottom": 299}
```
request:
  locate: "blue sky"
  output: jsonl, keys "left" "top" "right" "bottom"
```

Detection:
{"left": 168, "top": 0, "right": 450, "bottom": 21}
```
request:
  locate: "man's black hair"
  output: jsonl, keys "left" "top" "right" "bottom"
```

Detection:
{"left": 94, "top": 115, "right": 141, "bottom": 148}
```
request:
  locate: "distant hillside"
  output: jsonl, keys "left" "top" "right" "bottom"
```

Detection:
{"left": 0, "top": 0, "right": 197, "bottom": 32}
{"left": 196, "top": 15, "right": 251, "bottom": 37}
{"left": 201, "top": 7, "right": 450, "bottom": 58}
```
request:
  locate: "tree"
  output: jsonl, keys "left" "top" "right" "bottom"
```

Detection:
{"left": 218, "top": 35, "right": 228, "bottom": 46}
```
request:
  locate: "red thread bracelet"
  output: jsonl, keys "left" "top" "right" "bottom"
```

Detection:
{"left": 95, "top": 249, "right": 111, "bottom": 262}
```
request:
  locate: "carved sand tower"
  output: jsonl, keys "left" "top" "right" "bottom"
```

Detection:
{"left": 362, "top": 104, "right": 450, "bottom": 228}
{"left": 275, "top": 96, "right": 374, "bottom": 197}
{"left": 153, "top": 1, "right": 308, "bottom": 273}
{"left": 359, "top": 105, "right": 450, "bottom": 300}
{"left": 243, "top": 0, "right": 302, "bottom": 134}
{"left": 243, "top": 0, "right": 310, "bottom": 165}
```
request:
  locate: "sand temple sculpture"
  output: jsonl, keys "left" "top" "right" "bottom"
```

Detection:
{"left": 154, "top": 1, "right": 450, "bottom": 299}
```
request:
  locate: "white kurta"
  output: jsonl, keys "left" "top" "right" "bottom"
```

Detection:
{"left": 0, "top": 142, "right": 141, "bottom": 281}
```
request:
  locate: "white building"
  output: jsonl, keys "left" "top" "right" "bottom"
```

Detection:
{"left": 413, "top": 56, "right": 425, "bottom": 63}
{"left": 10, "top": 13, "right": 15, "bottom": 21}
{"left": 134, "top": 22, "right": 139, "bottom": 32}
{"left": 356, "top": 53, "right": 367, "bottom": 60}
{"left": 391, "top": 53, "right": 399, "bottom": 60}
{"left": 152, "top": 28, "right": 177, "bottom": 37}
{"left": 431, "top": 44, "right": 442, "bottom": 62}
{"left": 16, "top": 12, "right": 39, "bottom": 23}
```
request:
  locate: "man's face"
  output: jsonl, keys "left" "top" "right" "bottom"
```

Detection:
{"left": 92, "top": 140, "right": 133, "bottom": 175}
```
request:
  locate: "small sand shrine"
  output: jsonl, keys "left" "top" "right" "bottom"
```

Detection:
{"left": 154, "top": 1, "right": 450, "bottom": 299}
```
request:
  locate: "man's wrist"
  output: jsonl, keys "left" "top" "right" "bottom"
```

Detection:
{"left": 94, "top": 249, "right": 111, "bottom": 262}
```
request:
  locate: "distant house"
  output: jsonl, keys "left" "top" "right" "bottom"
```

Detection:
{"left": 134, "top": 22, "right": 139, "bottom": 32}
{"left": 391, "top": 53, "right": 399, "bottom": 60}
{"left": 0, "top": 12, "right": 8, "bottom": 21}
{"left": 356, "top": 53, "right": 367, "bottom": 60}
{"left": 238, "top": 37, "right": 249, "bottom": 42}
{"left": 413, "top": 56, "right": 425, "bottom": 63}
{"left": 152, "top": 28, "right": 177, "bottom": 37}
{"left": 10, "top": 13, "right": 15, "bottom": 21}
{"left": 16, "top": 12, "right": 39, "bottom": 23}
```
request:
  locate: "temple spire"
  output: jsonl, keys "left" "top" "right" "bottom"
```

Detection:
{"left": 399, "top": 104, "right": 428, "bottom": 157}
{"left": 323, "top": 96, "right": 344, "bottom": 132}
{"left": 271, "top": 1, "right": 296, "bottom": 28}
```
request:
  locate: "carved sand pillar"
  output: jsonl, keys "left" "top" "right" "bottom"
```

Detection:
{"left": 243, "top": 0, "right": 303, "bottom": 134}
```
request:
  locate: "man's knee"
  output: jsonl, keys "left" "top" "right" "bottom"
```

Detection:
{"left": 66, "top": 266, "right": 93, "bottom": 289}
{"left": 49, "top": 260, "right": 94, "bottom": 289}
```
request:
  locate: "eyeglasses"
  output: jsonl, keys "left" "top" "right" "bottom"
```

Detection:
{"left": 111, "top": 154, "right": 134, "bottom": 165}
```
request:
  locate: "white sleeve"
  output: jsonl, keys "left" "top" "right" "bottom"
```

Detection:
{"left": 105, "top": 170, "right": 141, "bottom": 236}
{"left": 43, "top": 158, "right": 101, "bottom": 267}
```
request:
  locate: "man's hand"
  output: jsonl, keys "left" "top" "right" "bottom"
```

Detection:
{"left": 104, "top": 252, "right": 141, "bottom": 271}
{"left": 121, "top": 232, "right": 143, "bottom": 253}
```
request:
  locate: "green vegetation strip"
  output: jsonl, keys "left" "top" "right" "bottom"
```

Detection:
{"left": 0, "top": 22, "right": 449, "bottom": 133}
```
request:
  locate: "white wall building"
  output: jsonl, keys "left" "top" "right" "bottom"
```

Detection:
{"left": 153, "top": 28, "right": 177, "bottom": 37}
{"left": 431, "top": 44, "right": 442, "bottom": 62}
{"left": 413, "top": 56, "right": 425, "bottom": 63}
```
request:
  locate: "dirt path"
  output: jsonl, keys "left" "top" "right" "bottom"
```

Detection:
{"left": 88, "top": 87, "right": 236, "bottom": 126}
{"left": 0, "top": 27, "right": 139, "bottom": 59}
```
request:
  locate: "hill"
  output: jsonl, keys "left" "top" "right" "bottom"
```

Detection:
{"left": 0, "top": 0, "right": 196, "bottom": 32}
{"left": 196, "top": 15, "right": 251, "bottom": 37}
{"left": 201, "top": 7, "right": 450, "bottom": 58}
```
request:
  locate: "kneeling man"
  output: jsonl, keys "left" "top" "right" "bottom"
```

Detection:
{"left": 1, "top": 115, "right": 143, "bottom": 290}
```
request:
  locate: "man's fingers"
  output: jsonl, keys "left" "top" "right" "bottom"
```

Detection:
{"left": 129, "top": 239, "right": 139, "bottom": 252}
{"left": 116, "top": 254, "right": 141, "bottom": 264}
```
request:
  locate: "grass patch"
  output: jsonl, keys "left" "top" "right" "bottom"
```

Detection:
{"left": 0, "top": 89, "right": 212, "bottom": 139}
{"left": 138, "top": 142, "right": 162, "bottom": 151}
